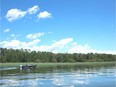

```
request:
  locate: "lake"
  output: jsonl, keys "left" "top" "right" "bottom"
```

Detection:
{"left": 0, "top": 63, "right": 116, "bottom": 87}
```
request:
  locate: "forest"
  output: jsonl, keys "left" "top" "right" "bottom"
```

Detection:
{"left": 0, "top": 48, "right": 116, "bottom": 63}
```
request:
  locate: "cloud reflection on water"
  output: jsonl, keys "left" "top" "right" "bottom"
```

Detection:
{"left": 0, "top": 66, "right": 115, "bottom": 87}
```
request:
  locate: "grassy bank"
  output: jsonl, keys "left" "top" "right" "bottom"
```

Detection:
{"left": 0, "top": 62, "right": 115, "bottom": 68}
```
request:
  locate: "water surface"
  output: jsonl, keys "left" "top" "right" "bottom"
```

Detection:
{"left": 0, "top": 64, "right": 115, "bottom": 87}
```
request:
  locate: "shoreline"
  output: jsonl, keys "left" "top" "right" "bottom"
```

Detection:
{"left": 0, "top": 62, "right": 115, "bottom": 68}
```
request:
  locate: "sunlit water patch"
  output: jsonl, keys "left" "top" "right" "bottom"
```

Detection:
{"left": 0, "top": 67, "right": 17, "bottom": 71}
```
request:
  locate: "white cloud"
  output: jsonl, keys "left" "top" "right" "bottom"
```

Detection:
{"left": 26, "top": 32, "right": 44, "bottom": 39}
{"left": 28, "top": 39, "right": 40, "bottom": 46}
{"left": 29, "top": 38, "right": 73, "bottom": 52}
{"left": 5, "top": 9, "right": 27, "bottom": 22}
{"left": 2, "top": 40, "right": 21, "bottom": 48}
{"left": 0, "top": 38, "right": 73, "bottom": 53}
{"left": 68, "top": 43, "right": 116, "bottom": 54}
{"left": 11, "top": 34, "right": 15, "bottom": 37}
{"left": 0, "top": 39, "right": 40, "bottom": 49}
{"left": 5, "top": 5, "right": 40, "bottom": 22}
{"left": 27, "top": 5, "right": 39, "bottom": 14}
{"left": 0, "top": 36, "right": 116, "bottom": 54}
{"left": 37, "top": 11, "right": 52, "bottom": 19}
{"left": 4, "top": 29, "right": 10, "bottom": 32}
{"left": 5, "top": 5, "right": 52, "bottom": 22}
{"left": 68, "top": 44, "right": 91, "bottom": 54}
{"left": 48, "top": 38, "right": 73, "bottom": 52}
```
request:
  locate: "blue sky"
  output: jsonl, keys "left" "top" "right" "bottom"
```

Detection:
{"left": 0, "top": 0, "right": 116, "bottom": 54}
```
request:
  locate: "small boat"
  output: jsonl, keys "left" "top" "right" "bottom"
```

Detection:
{"left": 20, "top": 64, "right": 37, "bottom": 70}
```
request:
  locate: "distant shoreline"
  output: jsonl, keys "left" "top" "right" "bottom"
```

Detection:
{"left": 0, "top": 62, "right": 115, "bottom": 68}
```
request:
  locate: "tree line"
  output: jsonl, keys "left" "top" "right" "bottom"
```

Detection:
{"left": 0, "top": 48, "right": 116, "bottom": 63}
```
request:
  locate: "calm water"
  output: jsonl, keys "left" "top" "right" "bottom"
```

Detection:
{"left": 0, "top": 64, "right": 116, "bottom": 87}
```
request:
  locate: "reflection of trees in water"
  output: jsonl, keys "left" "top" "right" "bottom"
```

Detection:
{"left": 0, "top": 64, "right": 115, "bottom": 76}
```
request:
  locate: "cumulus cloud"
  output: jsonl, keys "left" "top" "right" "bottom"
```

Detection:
{"left": 0, "top": 38, "right": 73, "bottom": 53}
{"left": 48, "top": 38, "right": 73, "bottom": 51}
{"left": 37, "top": 11, "right": 52, "bottom": 19}
{"left": 0, "top": 39, "right": 40, "bottom": 49}
{"left": 5, "top": 9, "right": 27, "bottom": 22}
{"left": 1, "top": 40, "right": 21, "bottom": 48}
{"left": 68, "top": 43, "right": 116, "bottom": 54}
{"left": 5, "top": 5, "right": 39, "bottom": 22}
{"left": 5, "top": 5, "right": 52, "bottom": 22}
{"left": 27, "top": 39, "right": 40, "bottom": 46}
{"left": 29, "top": 38, "right": 73, "bottom": 52}
{"left": 68, "top": 43, "right": 91, "bottom": 54}
{"left": 26, "top": 32, "right": 44, "bottom": 39}
{"left": 27, "top": 5, "right": 39, "bottom": 14}
{"left": 4, "top": 29, "right": 10, "bottom": 32}
{"left": 0, "top": 36, "right": 116, "bottom": 54}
